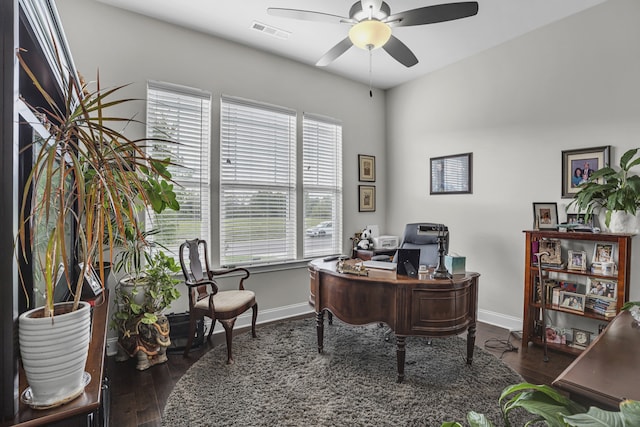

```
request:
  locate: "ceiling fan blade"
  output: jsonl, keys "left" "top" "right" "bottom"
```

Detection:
{"left": 386, "top": 1, "right": 478, "bottom": 27}
{"left": 267, "top": 7, "right": 351, "bottom": 24}
{"left": 382, "top": 35, "right": 418, "bottom": 67}
{"left": 316, "top": 37, "right": 353, "bottom": 67}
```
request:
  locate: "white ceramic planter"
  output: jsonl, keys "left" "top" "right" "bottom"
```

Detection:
{"left": 18, "top": 301, "right": 91, "bottom": 409}
{"left": 607, "top": 211, "right": 639, "bottom": 234}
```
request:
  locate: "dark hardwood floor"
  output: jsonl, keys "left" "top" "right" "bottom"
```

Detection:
{"left": 107, "top": 318, "right": 576, "bottom": 427}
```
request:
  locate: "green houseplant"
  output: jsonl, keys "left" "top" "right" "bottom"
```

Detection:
{"left": 16, "top": 50, "right": 178, "bottom": 406}
{"left": 441, "top": 382, "right": 640, "bottom": 427}
{"left": 568, "top": 148, "right": 640, "bottom": 232}
{"left": 110, "top": 229, "right": 182, "bottom": 369}
{"left": 111, "top": 249, "right": 181, "bottom": 336}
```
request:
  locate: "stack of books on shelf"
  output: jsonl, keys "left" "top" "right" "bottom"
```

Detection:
{"left": 585, "top": 296, "right": 617, "bottom": 317}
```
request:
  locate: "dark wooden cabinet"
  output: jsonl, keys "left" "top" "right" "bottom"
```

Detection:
{"left": 522, "top": 230, "right": 632, "bottom": 356}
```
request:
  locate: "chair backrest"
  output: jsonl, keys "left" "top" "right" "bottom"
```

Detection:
{"left": 179, "top": 238, "right": 211, "bottom": 284}
{"left": 398, "top": 223, "right": 449, "bottom": 268}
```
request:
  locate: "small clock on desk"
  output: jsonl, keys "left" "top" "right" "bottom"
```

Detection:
{"left": 571, "top": 328, "right": 592, "bottom": 349}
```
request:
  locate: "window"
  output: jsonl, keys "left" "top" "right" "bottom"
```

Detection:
{"left": 220, "top": 96, "right": 296, "bottom": 266}
{"left": 303, "top": 114, "right": 343, "bottom": 258}
{"left": 146, "top": 81, "right": 211, "bottom": 255}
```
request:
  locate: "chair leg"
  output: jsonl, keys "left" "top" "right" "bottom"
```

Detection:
{"left": 183, "top": 316, "right": 198, "bottom": 357}
{"left": 220, "top": 318, "right": 237, "bottom": 364}
{"left": 251, "top": 303, "right": 258, "bottom": 338}
{"left": 207, "top": 318, "right": 216, "bottom": 341}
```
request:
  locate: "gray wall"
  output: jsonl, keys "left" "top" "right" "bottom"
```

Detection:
{"left": 386, "top": 0, "right": 640, "bottom": 327}
{"left": 56, "top": 0, "right": 389, "bottom": 342}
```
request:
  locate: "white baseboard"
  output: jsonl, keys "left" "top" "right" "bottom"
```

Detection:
{"left": 106, "top": 305, "right": 522, "bottom": 357}
{"left": 106, "top": 302, "right": 314, "bottom": 357}
{"left": 478, "top": 308, "right": 522, "bottom": 332}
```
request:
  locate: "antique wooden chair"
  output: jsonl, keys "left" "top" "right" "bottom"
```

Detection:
{"left": 178, "top": 238, "right": 258, "bottom": 363}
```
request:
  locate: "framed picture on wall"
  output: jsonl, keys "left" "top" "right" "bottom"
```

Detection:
{"left": 561, "top": 146, "right": 610, "bottom": 198}
{"left": 430, "top": 152, "right": 472, "bottom": 195}
{"left": 358, "top": 155, "right": 376, "bottom": 182}
{"left": 358, "top": 185, "right": 376, "bottom": 212}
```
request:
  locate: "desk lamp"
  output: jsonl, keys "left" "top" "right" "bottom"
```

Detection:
{"left": 418, "top": 224, "right": 451, "bottom": 279}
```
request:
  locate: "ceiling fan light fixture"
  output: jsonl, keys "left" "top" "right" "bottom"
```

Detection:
{"left": 348, "top": 20, "right": 391, "bottom": 50}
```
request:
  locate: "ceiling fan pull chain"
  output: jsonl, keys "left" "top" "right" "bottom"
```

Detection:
{"left": 369, "top": 47, "right": 373, "bottom": 98}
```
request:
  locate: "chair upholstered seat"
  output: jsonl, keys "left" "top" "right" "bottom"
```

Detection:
{"left": 194, "top": 290, "right": 256, "bottom": 313}
{"left": 179, "top": 238, "right": 258, "bottom": 363}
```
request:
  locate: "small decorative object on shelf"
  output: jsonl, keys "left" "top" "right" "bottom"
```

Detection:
{"left": 571, "top": 328, "right": 592, "bottom": 349}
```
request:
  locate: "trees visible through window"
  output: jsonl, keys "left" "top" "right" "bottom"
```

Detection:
{"left": 219, "top": 96, "right": 297, "bottom": 266}
{"left": 146, "top": 81, "right": 212, "bottom": 255}
{"left": 303, "top": 114, "right": 343, "bottom": 258}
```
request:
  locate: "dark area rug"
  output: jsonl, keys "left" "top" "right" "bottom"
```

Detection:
{"left": 162, "top": 317, "right": 527, "bottom": 426}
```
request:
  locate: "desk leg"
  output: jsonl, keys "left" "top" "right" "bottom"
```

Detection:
{"left": 466, "top": 324, "right": 476, "bottom": 365}
{"left": 316, "top": 311, "right": 324, "bottom": 354}
{"left": 396, "top": 335, "right": 406, "bottom": 383}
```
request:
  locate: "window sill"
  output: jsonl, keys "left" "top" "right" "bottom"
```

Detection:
{"left": 221, "top": 259, "right": 314, "bottom": 275}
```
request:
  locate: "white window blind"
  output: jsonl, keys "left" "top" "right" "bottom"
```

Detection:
{"left": 303, "top": 114, "right": 343, "bottom": 258}
{"left": 220, "top": 96, "right": 296, "bottom": 266}
{"left": 146, "top": 81, "right": 211, "bottom": 256}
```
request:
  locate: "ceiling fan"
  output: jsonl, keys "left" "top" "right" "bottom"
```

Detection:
{"left": 267, "top": 1, "right": 479, "bottom": 68}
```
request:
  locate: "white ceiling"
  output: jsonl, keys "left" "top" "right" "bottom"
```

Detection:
{"left": 97, "top": 0, "right": 606, "bottom": 90}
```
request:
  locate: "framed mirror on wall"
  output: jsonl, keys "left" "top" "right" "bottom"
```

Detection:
{"left": 430, "top": 152, "right": 472, "bottom": 195}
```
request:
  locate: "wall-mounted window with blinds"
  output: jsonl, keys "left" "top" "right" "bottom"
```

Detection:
{"left": 146, "top": 81, "right": 212, "bottom": 255}
{"left": 303, "top": 114, "right": 342, "bottom": 258}
{"left": 220, "top": 96, "right": 296, "bottom": 266}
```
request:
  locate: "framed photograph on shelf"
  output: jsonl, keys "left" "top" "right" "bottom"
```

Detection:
{"left": 567, "top": 250, "right": 587, "bottom": 271}
{"left": 358, "top": 154, "right": 376, "bottom": 182}
{"left": 533, "top": 202, "right": 558, "bottom": 230}
{"left": 571, "top": 328, "right": 592, "bottom": 349}
{"left": 559, "top": 291, "right": 586, "bottom": 313}
{"left": 358, "top": 185, "right": 376, "bottom": 212}
{"left": 587, "top": 278, "right": 617, "bottom": 300}
{"left": 537, "top": 239, "right": 562, "bottom": 265}
{"left": 593, "top": 242, "right": 615, "bottom": 264}
{"left": 561, "top": 145, "right": 610, "bottom": 198}
{"left": 77, "top": 262, "right": 103, "bottom": 297}
{"left": 545, "top": 326, "right": 566, "bottom": 344}
{"left": 565, "top": 213, "right": 596, "bottom": 228}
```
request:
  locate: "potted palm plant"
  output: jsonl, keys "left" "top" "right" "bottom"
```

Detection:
{"left": 568, "top": 148, "right": 640, "bottom": 233}
{"left": 16, "top": 51, "right": 178, "bottom": 408}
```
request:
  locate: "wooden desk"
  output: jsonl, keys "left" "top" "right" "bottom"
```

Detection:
{"left": 553, "top": 310, "right": 640, "bottom": 410}
{"left": 308, "top": 259, "right": 480, "bottom": 382}
{"left": 4, "top": 293, "right": 109, "bottom": 427}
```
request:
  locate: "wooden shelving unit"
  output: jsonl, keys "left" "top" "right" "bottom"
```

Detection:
{"left": 522, "top": 230, "right": 632, "bottom": 355}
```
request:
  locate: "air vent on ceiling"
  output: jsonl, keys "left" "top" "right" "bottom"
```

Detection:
{"left": 251, "top": 21, "right": 290, "bottom": 40}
